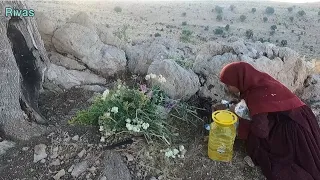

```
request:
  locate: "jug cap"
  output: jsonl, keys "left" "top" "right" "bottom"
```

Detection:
{"left": 212, "top": 110, "right": 238, "bottom": 126}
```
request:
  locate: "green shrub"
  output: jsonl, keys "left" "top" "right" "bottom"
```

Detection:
{"left": 215, "top": 5, "right": 223, "bottom": 14}
{"left": 182, "top": 12, "right": 186, "bottom": 17}
{"left": 180, "top": 29, "right": 193, "bottom": 42}
{"left": 182, "top": 21, "right": 187, "bottom": 26}
{"left": 214, "top": 28, "right": 224, "bottom": 35}
{"left": 271, "top": 25, "right": 277, "bottom": 31}
{"left": 298, "top": 10, "right": 306, "bottom": 16}
{"left": 240, "top": 15, "right": 247, "bottom": 22}
{"left": 155, "top": 33, "right": 161, "bottom": 37}
{"left": 204, "top": 26, "right": 209, "bottom": 31}
{"left": 225, "top": 24, "right": 230, "bottom": 31}
{"left": 266, "top": 7, "right": 275, "bottom": 14}
{"left": 216, "top": 14, "right": 222, "bottom": 21}
{"left": 70, "top": 80, "right": 201, "bottom": 145}
{"left": 288, "top": 7, "right": 293, "bottom": 12}
{"left": 263, "top": 17, "right": 268, "bottom": 22}
{"left": 281, "top": 40, "right": 288, "bottom": 47}
{"left": 252, "top": 8, "right": 256, "bottom": 13}
{"left": 246, "top": 29, "right": 253, "bottom": 39}
{"left": 290, "top": 16, "right": 294, "bottom": 22}
{"left": 114, "top": 6, "right": 122, "bottom": 13}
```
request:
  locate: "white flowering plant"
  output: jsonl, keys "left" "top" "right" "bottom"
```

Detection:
{"left": 70, "top": 75, "right": 202, "bottom": 145}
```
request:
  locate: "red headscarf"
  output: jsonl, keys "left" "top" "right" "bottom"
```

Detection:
{"left": 220, "top": 62, "right": 305, "bottom": 116}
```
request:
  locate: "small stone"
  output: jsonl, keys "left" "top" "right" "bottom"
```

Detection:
{"left": 33, "top": 144, "right": 47, "bottom": 163}
{"left": 40, "top": 159, "right": 46, "bottom": 163}
{"left": 51, "top": 147, "right": 59, "bottom": 159}
{"left": 72, "top": 135, "right": 79, "bottom": 141}
{"left": 22, "top": 147, "right": 29, "bottom": 151}
{"left": 150, "top": 177, "right": 157, "bottom": 180}
{"left": 95, "top": 160, "right": 100, "bottom": 165}
{"left": 85, "top": 173, "right": 91, "bottom": 179}
{"left": 71, "top": 161, "right": 89, "bottom": 177}
{"left": 244, "top": 156, "right": 255, "bottom": 167}
{"left": 68, "top": 165, "right": 74, "bottom": 173}
{"left": 50, "top": 159, "right": 61, "bottom": 166}
{"left": 78, "top": 149, "right": 86, "bottom": 158}
{"left": 100, "top": 176, "right": 107, "bottom": 180}
{"left": 53, "top": 169, "right": 65, "bottom": 180}
{"left": 125, "top": 153, "right": 134, "bottom": 161}
{"left": 59, "top": 155, "right": 64, "bottom": 160}
{"left": 158, "top": 175, "right": 164, "bottom": 180}
{"left": 87, "top": 166, "right": 96, "bottom": 173}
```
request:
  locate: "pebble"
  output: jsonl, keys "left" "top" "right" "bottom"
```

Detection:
{"left": 68, "top": 165, "right": 74, "bottom": 173}
{"left": 150, "top": 177, "right": 157, "bottom": 180}
{"left": 87, "top": 166, "right": 96, "bottom": 173}
{"left": 50, "top": 159, "right": 61, "bottom": 166}
{"left": 22, "top": 147, "right": 29, "bottom": 151}
{"left": 100, "top": 176, "right": 107, "bottom": 180}
{"left": 244, "top": 156, "right": 255, "bottom": 167}
{"left": 51, "top": 147, "right": 59, "bottom": 159}
{"left": 77, "top": 149, "right": 86, "bottom": 158}
{"left": 71, "top": 161, "right": 89, "bottom": 177}
{"left": 72, "top": 135, "right": 79, "bottom": 141}
{"left": 40, "top": 159, "right": 46, "bottom": 163}
{"left": 53, "top": 169, "right": 65, "bottom": 180}
{"left": 33, "top": 144, "right": 47, "bottom": 163}
{"left": 125, "top": 153, "right": 134, "bottom": 161}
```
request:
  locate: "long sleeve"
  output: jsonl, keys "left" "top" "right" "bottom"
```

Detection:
{"left": 250, "top": 113, "right": 270, "bottom": 139}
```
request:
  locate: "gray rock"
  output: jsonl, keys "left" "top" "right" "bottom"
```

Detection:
{"left": 97, "top": 27, "right": 125, "bottom": 49}
{"left": 33, "top": 144, "right": 47, "bottom": 163}
{"left": 34, "top": 12, "right": 58, "bottom": 50}
{"left": 52, "top": 23, "right": 101, "bottom": 59}
{"left": 53, "top": 169, "right": 65, "bottom": 180}
{"left": 81, "top": 85, "right": 106, "bottom": 92}
{"left": 148, "top": 59, "right": 200, "bottom": 100}
{"left": 50, "top": 159, "right": 61, "bottom": 166}
{"left": 71, "top": 161, "right": 89, "bottom": 177}
{"left": 0, "top": 140, "right": 15, "bottom": 156}
{"left": 48, "top": 51, "right": 86, "bottom": 70}
{"left": 45, "top": 63, "right": 106, "bottom": 89}
{"left": 72, "top": 135, "right": 79, "bottom": 141}
{"left": 77, "top": 149, "right": 86, "bottom": 158}
{"left": 68, "top": 12, "right": 95, "bottom": 29}
{"left": 101, "top": 151, "right": 131, "bottom": 180}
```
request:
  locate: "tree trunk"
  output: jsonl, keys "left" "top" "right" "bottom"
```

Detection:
{"left": 0, "top": 1, "right": 50, "bottom": 140}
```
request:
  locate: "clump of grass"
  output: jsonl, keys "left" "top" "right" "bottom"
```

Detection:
{"left": 263, "top": 17, "right": 268, "bottom": 22}
{"left": 298, "top": 10, "right": 306, "bottom": 16}
{"left": 288, "top": 7, "right": 293, "bottom": 12}
{"left": 182, "top": 21, "right": 187, "bottom": 26}
{"left": 215, "top": 5, "right": 223, "bottom": 14}
{"left": 180, "top": 29, "right": 193, "bottom": 43}
{"left": 246, "top": 29, "right": 253, "bottom": 39}
{"left": 114, "top": 6, "right": 122, "bottom": 13}
{"left": 271, "top": 25, "right": 277, "bottom": 31}
{"left": 204, "top": 26, "right": 209, "bottom": 31}
{"left": 240, "top": 15, "right": 247, "bottom": 22}
{"left": 290, "top": 16, "right": 294, "bottom": 22}
{"left": 225, "top": 24, "right": 230, "bottom": 31}
{"left": 266, "top": 6, "right": 275, "bottom": 14}
{"left": 216, "top": 14, "right": 222, "bottom": 21}
{"left": 214, "top": 28, "right": 224, "bottom": 35}
{"left": 281, "top": 40, "right": 288, "bottom": 47}
{"left": 182, "top": 12, "right": 186, "bottom": 17}
{"left": 251, "top": 8, "right": 256, "bottom": 13}
{"left": 155, "top": 33, "right": 161, "bottom": 37}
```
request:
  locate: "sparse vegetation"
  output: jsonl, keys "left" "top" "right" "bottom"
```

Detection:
{"left": 114, "top": 6, "right": 122, "bottom": 13}
{"left": 214, "top": 28, "right": 224, "bottom": 35}
{"left": 215, "top": 5, "right": 223, "bottom": 14}
{"left": 281, "top": 40, "right": 288, "bottom": 47}
{"left": 252, "top": 8, "right": 256, "bottom": 13}
{"left": 318, "top": 11, "right": 320, "bottom": 15}
{"left": 288, "top": 7, "right": 293, "bottom": 12}
{"left": 290, "top": 16, "right": 294, "bottom": 22}
{"left": 246, "top": 29, "right": 253, "bottom": 39}
{"left": 182, "top": 12, "right": 186, "bottom": 17}
{"left": 230, "top": 5, "right": 236, "bottom": 11}
{"left": 271, "top": 25, "right": 277, "bottom": 31}
{"left": 240, "top": 15, "right": 247, "bottom": 22}
{"left": 263, "top": 17, "right": 268, "bottom": 22}
{"left": 266, "top": 7, "right": 275, "bottom": 14}
{"left": 298, "top": 10, "right": 306, "bottom": 16}
{"left": 155, "top": 33, "right": 161, "bottom": 37}
{"left": 180, "top": 29, "right": 193, "bottom": 42}
{"left": 216, "top": 14, "right": 223, "bottom": 21}
{"left": 225, "top": 24, "right": 230, "bottom": 31}
{"left": 204, "top": 26, "right": 209, "bottom": 31}
{"left": 270, "top": 31, "right": 275, "bottom": 36}
{"left": 182, "top": 21, "right": 187, "bottom": 26}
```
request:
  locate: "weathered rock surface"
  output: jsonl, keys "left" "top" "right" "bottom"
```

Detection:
{"left": 71, "top": 161, "right": 89, "bottom": 177}
{"left": 34, "top": 12, "right": 58, "bottom": 50}
{"left": 0, "top": 140, "right": 15, "bottom": 156}
{"left": 193, "top": 40, "right": 310, "bottom": 100}
{"left": 33, "top": 144, "right": 47, "bottom": 163}
{"left": 126, "top": 38, "right": 195, "bottom": 75}
{"left": 45, "top": 63, "right": 106, "bottom": 89}
{"left": 68, "top": 11, "right": 95, "bottom": 29}
{"left": 148, "top": 59, "right": 200, "bottom": 100}
{"left": 48, "top": 51, "right": 86, "bottom": 70}
{"left": 101, "top": 151, "right": 131, "bottom": 180}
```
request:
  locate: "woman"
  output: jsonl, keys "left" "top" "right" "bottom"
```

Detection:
{"left": 218, "top": 62, "right": 320, "bottom": 180}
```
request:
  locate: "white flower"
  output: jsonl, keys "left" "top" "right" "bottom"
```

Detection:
{"left": 142, "top": 123, "right": 150, "bottom": 130}
{"left": 99, "top": 126, "right": 104, "bottom": 131}
{"left": 126, "top": 123, "right": 133, "bottom": 131}
{"left": 102, "top": 89, "right": 110, "bottom": 100}
{"left": 150, "top": 73, "right": 157, "bottom": 79}
{"left": 158, "top": 75, "right": 167, "bottom": 83}
{"left": 165, "top": 150, "right": 173, "bottom": 157}
{"left": 179, "top": 145, "right": 185, "bottom": 151}
{"left": 100, "top": 136, "right": 105, "bottom": 142}
{"left": 173, "top": 149, "right": 179, "bottom": 155}
{"left": 125, "top": 118, "right": 131, "bottom": 123}
{"left": 145, "top": 75, "right": 151, "bottom": 80}
{"left": 111, "top": 107, "right": 119, "bottom": 113}
{"left": 132, "top": 118, "right": 138, "bottom": 123}
{"left": 137, "top": 120, "right": 143, "bottom": 125}
{"left": 117, "top": 84, "right": 122, "bottom": 89}
{"left": 132, "top": 126, "right": 140, "bottom": 132}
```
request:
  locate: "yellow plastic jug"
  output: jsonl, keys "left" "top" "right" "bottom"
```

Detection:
{"left": 208, "top": 110, "right": 238, "bottom": 162}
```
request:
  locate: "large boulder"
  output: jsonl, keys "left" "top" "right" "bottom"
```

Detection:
{"left": 126, "top": 38, "right": 195, "bottom": 75}
{"left": 34, "top": 12, "right": 58, "bottom": 51}
{"left": 67, "top": 11, "right": 95, "bottom": 30}
{"left": 148, "top": 59, "right": 200, "bottom": 100}
{"left": 52, "top": 23, "right": 127, "bottom": 77}
{"left": 45, "top": 63, "right": 106, "bottom": 89}
{"left": 193, "top": 40, "right": 310, "bottom": 101}
{"left": 48, "top": 51, "right": 86, "bottom": 70}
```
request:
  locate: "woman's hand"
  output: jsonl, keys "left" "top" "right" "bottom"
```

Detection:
{"left": 212, "top": 103, "right": 228, "bottom": 111}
